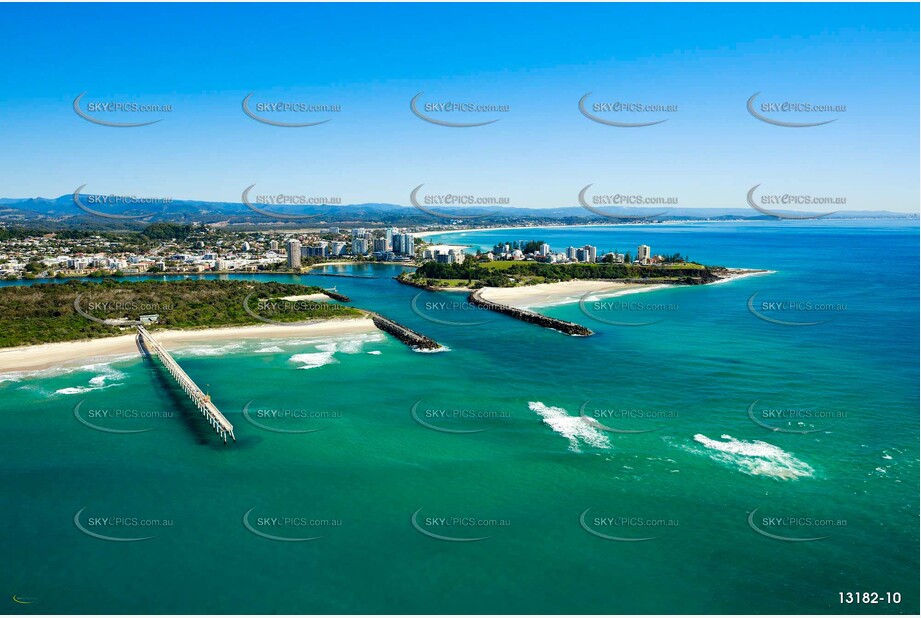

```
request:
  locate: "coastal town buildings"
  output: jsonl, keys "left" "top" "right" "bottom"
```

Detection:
{"left": 0, "top": 224, "right": 669, "bottom": 281}
{"left": 480, "top": 241, "right": 666, "bottom": 266}
{"left": 351, "top": 237, "right": 369, "bottom": 255}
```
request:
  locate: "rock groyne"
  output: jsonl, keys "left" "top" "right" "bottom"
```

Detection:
{"left": 321, "top": 289, "right": 352, "bottom": 302}
{"left": 369, "top": 312, "right": 442, "bottom": 350}
{"left": 468, "top": 289, "right": 594, "bottom": 336}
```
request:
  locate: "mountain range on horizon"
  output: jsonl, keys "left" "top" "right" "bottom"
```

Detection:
{"left": 0, "top": 193, "right": 914, "bottom": 229}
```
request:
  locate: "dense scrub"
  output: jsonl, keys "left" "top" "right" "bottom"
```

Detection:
{"left": 0, "top": 279, "right": 361, "bottom": 348}
{"left": 409, "top": 261, "right": 720, "bottom": 288}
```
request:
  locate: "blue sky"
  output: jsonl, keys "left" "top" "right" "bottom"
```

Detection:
{"left": 0, "top": 2, "right": 918, "bottom": 212}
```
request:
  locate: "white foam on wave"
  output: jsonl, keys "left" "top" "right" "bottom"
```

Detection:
{"left": 55, "top": 382, "right": 120, "bottom": 396}
{"left": 287, "top": 333, "right": 385, "bottom": 369}
{"left": 319, "top": 333, "right": 384, "bottom": 355}
{"left": 344, "top": 332, "right": 385, "bottom": 353}
{"left": 528, "top": 401, "right": 611, "bottom": 453}
{"left": 709, "top": 269, "right": 777, "bottom": 285}
{"left": 176, "top": 342, "right": 246, "bottom": 357}
{"left": 367, "top": 350, "right": 382, "bottom": 355}
{"left": 689, "top": 434, "right": 814, "bottom": 480}
{"left": 1, "top": 353, "right": 138, "bottom": 387}
{"left": 88, "top": 364, "right": 125, "bottom": 386}
{"left": 414, "top": 345, "right": 450, "bottom": 354}
{"left": 53, "top": 362, "right": 127, "bottom": 395}
{"left": 254, "top": 345, "right": 284, "bottom": 354}
{"left": 336, "top": 339, "right": 366, "bottom": 354}
{"left": 277, "top": 332, "right": 385, "bottom": 349}
{"left": 289, "top": 351, "right": 338, "bottom": 370}
{"left": 56, "top": 386, "right": 98, "bottom": 395}
{"left": 278, "top": 338, "right": 320, "bottom": 347}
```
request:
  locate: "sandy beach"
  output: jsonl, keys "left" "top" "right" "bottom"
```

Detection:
{"left": 413, "top": 224, "right": 611, "bottom": 239}
{"left": 475, "top": 269, "right": 773, "bottom": 309}
{"left": 477, "top": 280, "right": 659, "bottom": 308}
{"left": 413, "top": 221, "right": 793, "bottom": 240}
{"left": 277, "top": 293, "right": 330, "bottom": 301}
{"left": 0, "top": 318, "right": 378, "bottom": 373}
{"left": 424, "top": 243, "right": 469, "bottom": 253}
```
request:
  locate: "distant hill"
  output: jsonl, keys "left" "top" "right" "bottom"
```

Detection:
{"left": 0, "top": 193, "right": 914, "bottom": 230}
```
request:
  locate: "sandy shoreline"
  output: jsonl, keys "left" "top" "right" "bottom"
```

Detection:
{"left": 424, "top": 243, "right": 470, "bottom": 252}
{"left": 277, "top": 293, "right": 330, "bottom": 301}
{"left": 478, "top": 280, "right": 654, "bottom": 308}
{"left": 476, "top": 269, "right": 772, "bottom": 309}
{"left": 0, "top": 318, "right": 377, "bottom": 373}
{"left": 413, "top": 224, "right": 616, "bottom": 239}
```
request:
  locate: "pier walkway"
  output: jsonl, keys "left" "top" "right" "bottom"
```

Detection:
{"left": 136, "top": 326, "right": 235, "bottom": 443}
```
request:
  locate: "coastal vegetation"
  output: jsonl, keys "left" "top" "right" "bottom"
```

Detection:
{"left": 0, "top": 279, "right": 362, "bottom": 348}
{"left": 0, "top": 222, "right": 201, "bottom": 246}
{"left": 404, "top": 260, "right": 721, "bottom": 288}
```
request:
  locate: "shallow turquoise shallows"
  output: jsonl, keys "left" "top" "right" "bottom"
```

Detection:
{"left": 1, "top": 220, "right": 918, "bottom": 614}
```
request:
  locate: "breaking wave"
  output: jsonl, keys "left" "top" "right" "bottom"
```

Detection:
{"left": 689, "top": 434, "right": 814, "bottom": 480}
{"left": 289, "top": 352, "right": 338, "bottom": 370}
{"left": 414, "top": 345, "right": 450, "bottom": 354}
{"left": 254, "top": 345, "right": 284, "bottom": 354}
{"left": 288, "top": 333, "right": 385, "bottom": 369}
{"left": 54, "top": 363, "right": 126, "bottom": 396}
{"left": 175, "top": 342, "right": 246, "bottom": 357}
{"left": 529, "top": 401, "right": 611, "bottom": 453}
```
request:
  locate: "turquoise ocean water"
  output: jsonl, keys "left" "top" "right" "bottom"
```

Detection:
{"left": 1, "top": 220, "right": 918, "bottom": 614}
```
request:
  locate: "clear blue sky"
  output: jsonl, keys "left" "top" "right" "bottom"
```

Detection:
{"left": 0, "top": 2, "right": 917, "bottom": 212}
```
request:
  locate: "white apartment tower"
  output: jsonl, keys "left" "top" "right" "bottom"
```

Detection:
{"left": 637, "top": 245, "right": 651, "bottom": 264}
{"left": 286, "top": 239, "right": 302, "bottom": 268}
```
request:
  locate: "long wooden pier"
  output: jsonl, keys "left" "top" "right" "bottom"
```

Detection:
{"left": 136, "top": 326, "right": 235, "bottom": 444}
